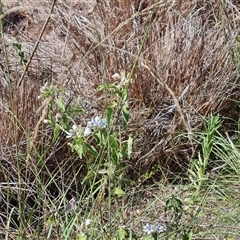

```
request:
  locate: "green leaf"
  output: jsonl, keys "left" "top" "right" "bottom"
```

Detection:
{"left": 98, "top": 169, "right": 108, "bottom": 174}
{"left": 98, "top": 83, "right": 118, "bottom": 91}
{"left": 106, "top": 106, "right": 113, "bottom": 128}
{"left": 127, "top": 135, "right": 133, "bottom": 159}
{"left": 94, "top": 130, "right": 106, "bottom": 146}
{"left": 84, "top": 142, "right": 98, "bottom": 156}
{"left": 122, "top": 104, "right": 129, "bottom": 129}
{"left": 53, "top": 124, "right": 60, "bottom": 142}
{"left": 120, "top": 86, "right": 128, "bottom": 101}
{"left": 55, "top": 96, "right": 65, "bottom": 112}
{"left": 46, "top": 215, "right": 56, "bottom": 227}
{"left": 114, "top": 187, "right": 125, "bottom": 197}
{"left": 82, "top": 170, "right": 94, "bottom": 184}
{"left": 152, "top": 232, "right": 158, "bottom": 240}
{"left": 61, "top": 113, "right": 69, "bottom": 128}
{"left": 143, "top": 236, "right": 151, "bottom": 240}
{"left": 13, "top": 39, "right": 28, "bottom": 67}
{"left": 116, "top": 228, "right": 126, "bottom": 240}
{"left": 165, "top": 195, "right": 183, "bottom": 213}
{"left": 109, "top": 135, "right": 117, "bottom": 149}
{"left": 68, "top": 107, "right": 85, "bottom": 114}
{"left": 73, "top": 144, "right": 83, "bottom": 158}
{"left": 76, "top": 233, "right": 87, "bottom": 240}
{"left": 182, "top": 233, "right": 190, "bottom": 240}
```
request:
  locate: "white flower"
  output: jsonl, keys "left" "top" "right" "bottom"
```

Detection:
{"left": 72, "top": 125, "right": 78, "bottom": 131}
{"left": 93, "top": 116, "right": 100, "bottom": 125}
{"left": 79, "top": 219, "right": 92, "bottom": 231}
{"left": 43, "top": 119, "right": 50, "bottom": 124}
{"left": 91, "top": 116, "right": 100, "bottom": 127}
{"left": 85, "top": 219, "right": 92, "bottom": 227}
{"left": 84, "top": 116, "right": 106, "bottom": 137}
{"left": 83, "top": 127, "right": 91, "bottom": 136}
{"left": 40, "top": 82, "right": 48, "bottom": 93}
{"left": 112, "top": 73, "right": 121, "bottom": 80}
{"left": 87, "top": 121, "right": 92, "bottom": 127}
{"left": 66, "top": 125, "right": 83, "bottom": 138}
{"left": 66, "top": 131, "right": 73, "bottom": 139}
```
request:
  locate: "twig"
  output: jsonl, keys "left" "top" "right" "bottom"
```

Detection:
{"left": 16, "top": 0, "right": 57, "bottom": 88}
{"left": 141, "top": 62, "right": 194, "bottom": 147}
{"left": 154, "top": 84, "right": 189, "bottom": 120}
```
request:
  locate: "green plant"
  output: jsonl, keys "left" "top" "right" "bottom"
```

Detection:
{"left": 13, "top": 38, "right": 28, "bottom": 68}
{"left": 64, "top": 71, "right": 133, "bottom": 189}
{"left": 188, "top": 114, "right": 222, "bottom": 196}
{"left": 164, "top": 195, "right": 192, "bottom": 239}
{"left": 39, "top": 71, "right": 133, "bottom": 239}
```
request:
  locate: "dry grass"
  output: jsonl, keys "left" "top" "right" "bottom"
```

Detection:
{"left": 1, "top": 0, "right": 240, "bottom": 175}
{"left": 0, "top": 0, "right": 240, "bottom": 238}
{"left": 1, "top": 0, "right": 240, "bottom": 235}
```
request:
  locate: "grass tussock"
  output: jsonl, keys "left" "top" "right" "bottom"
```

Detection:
{"left": 1, "top": 0, "right": 240, "bottom": 239}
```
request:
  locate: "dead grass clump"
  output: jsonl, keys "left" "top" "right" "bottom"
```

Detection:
{"left": 67, "top": 0, "right": 240, "bottom": 173}
{"left": 131, "top": 0, "right": 240, "bottom": 171}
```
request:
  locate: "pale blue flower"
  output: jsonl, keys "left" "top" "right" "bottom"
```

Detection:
{"left": 143, "top": 223, "right": 164, "bottom": 235}
{"left": 143, "top": 224, "right": 154, "bottom": 235}
{"left": 91, "top": 116, "right": 101, "bottom": 126}
{"left": 66, "top": 116, "right": 106, "bottom": 139}
{"left": 88, "top": 116, "right": 106, "bottom": 128}
{"left": 155, "top": 224, "right": 164, "bottom": 233}
{"left": 99, "top": 118, "right": 106, "bottom": 128}
{"left": 84, "top": 116, "right": 106, "bottom": 137}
